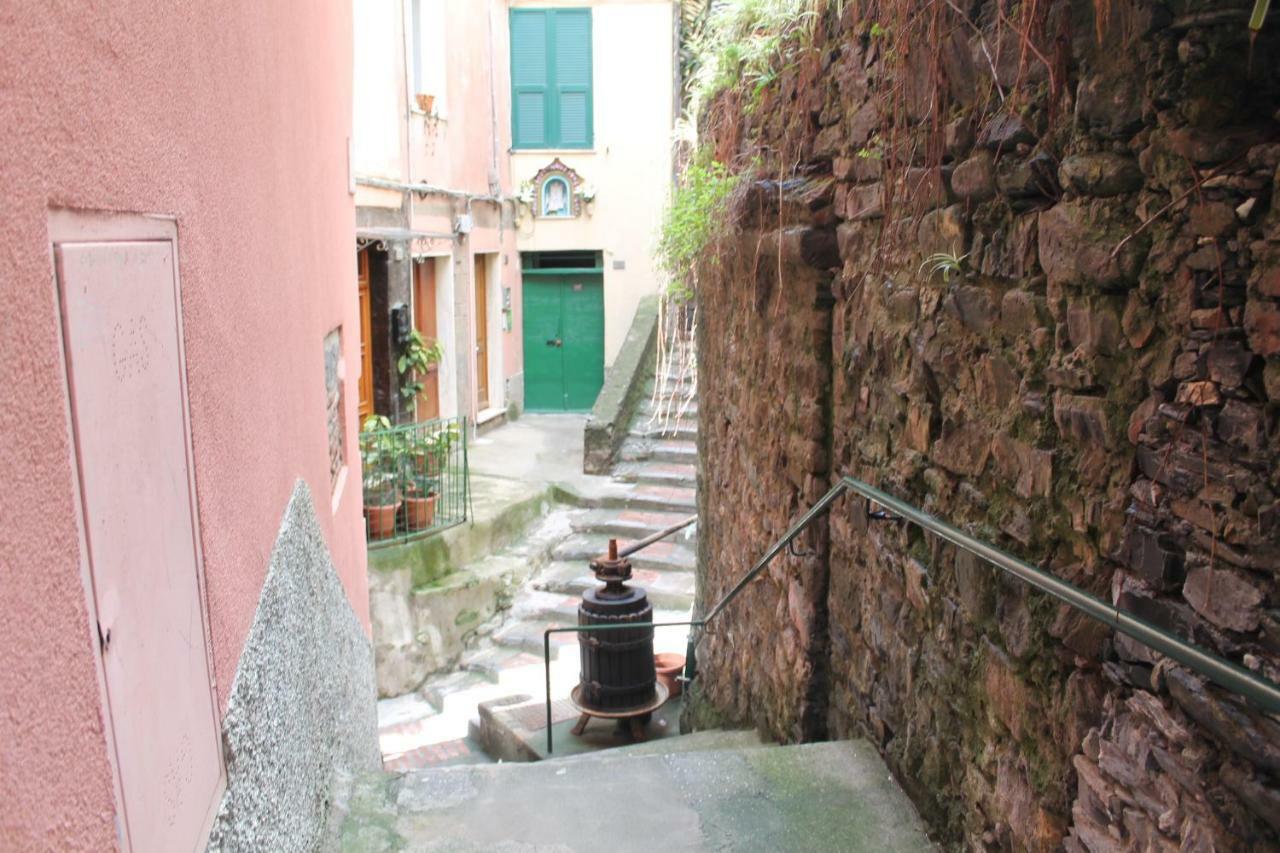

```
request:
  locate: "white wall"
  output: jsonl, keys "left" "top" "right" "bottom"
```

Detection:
{"left": 431, "top": 254, "right": 459, "bottom": 418}
{"left": 352, "top": 0, "right": 408, "bottom": 201}
{"left": 508, "top": 0, "right": 674, "bottom": 364}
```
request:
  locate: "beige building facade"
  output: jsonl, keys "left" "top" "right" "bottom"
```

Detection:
{"left": 353, "top": 0, "right": 521, "bottom": 426}
{"left": 508, "top": 0, "right": 676, "bottom": 374}
{"left": 353, "top": 0, "right": 675, "bottom": 420}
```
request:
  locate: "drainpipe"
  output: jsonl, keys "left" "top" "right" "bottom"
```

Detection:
{"left": 486, "top": 0, "right": 502, "bottom": 198}
{"left": 400, "top": 0, "right": 415, "bottom": 426}
{"left": 355, "top": 175, "right": 509, "bottom": 205}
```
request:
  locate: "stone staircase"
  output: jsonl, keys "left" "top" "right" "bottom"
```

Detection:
{"left": 345, "top": 366, "right": 938, "bottom": 850}
{"left": 376, "top": 367, "right": 700, "bottom": 771}
{"left": 329, "top": 737, "right": 935, "bottom": 851}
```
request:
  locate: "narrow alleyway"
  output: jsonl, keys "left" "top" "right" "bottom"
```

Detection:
{"left": 375, "top": 361, "right": 699, "bottom": 769}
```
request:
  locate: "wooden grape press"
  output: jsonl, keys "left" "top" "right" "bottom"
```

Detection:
{"left": 568, "top": 539, "right": 668, "bottom": 740}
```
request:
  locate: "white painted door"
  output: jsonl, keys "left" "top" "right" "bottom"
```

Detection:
{"left": 57, "top": 238, "right": 224, "bottom": 851}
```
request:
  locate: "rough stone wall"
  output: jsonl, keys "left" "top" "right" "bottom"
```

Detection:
{"left": 207, "top": 481, "right": 380, "bottom": 852}
{"left": 696, "top": 213, "right": 837, "bottom": 741}
{"left": 693, "top": 1, "right": 1280, "bottom": 849}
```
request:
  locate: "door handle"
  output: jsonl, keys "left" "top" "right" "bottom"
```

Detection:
{"left": 546, "top": 338, "right": 562, "bottom": 347}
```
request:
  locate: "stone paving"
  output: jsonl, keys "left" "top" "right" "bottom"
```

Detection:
{"left": 333, "top": 740, "right": 935, "bottom": 851}
{"left": 374, "top": 369, "right": 699, "bottom": 769}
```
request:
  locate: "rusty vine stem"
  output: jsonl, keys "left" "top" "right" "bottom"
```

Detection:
{"left": 1107, "top": 149, "right": 1255, "bottom": 262}
{"left": 942, "top": 0, "right": 1006, "bottom": 102}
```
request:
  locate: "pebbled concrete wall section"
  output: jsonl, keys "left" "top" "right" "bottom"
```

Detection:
{"left": 207, "top": 481, "right": 379, "bottom": 852}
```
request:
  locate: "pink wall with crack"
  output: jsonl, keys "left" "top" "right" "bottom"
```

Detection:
{"left": 0, "top": 1, "right": 365, "bottom": 848}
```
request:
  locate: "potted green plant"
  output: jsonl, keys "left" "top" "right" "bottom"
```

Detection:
{"left": 402, "top": 421, "right": 460, "bottom": 530}
{"left": 403, "top": 471, "right": 440, "bottom": 531}
{"left": 398, "top": 328, "right": 443, "bottom": 421}
{"left": 402, "top": 428, "right": 440, "bottom": 532}
{"left": 360, "top": 414, "right": 402, "bottom": 540}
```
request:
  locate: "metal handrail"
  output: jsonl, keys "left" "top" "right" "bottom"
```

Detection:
{"left": 541, "top": 475, "right": 1280, "bottom": 753}
{"left": 833, "top": 476, "right": 1280, "bottom": 714}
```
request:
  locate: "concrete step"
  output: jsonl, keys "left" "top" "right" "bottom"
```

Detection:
{"left": 420, "top": 669, "right": 495, "bottom": 712}
{"left": 568, "top": 507, "right": 697, "bottom": 544}
{"left": 459, "top": 645, "right": 547, "bottom": 684}
{"left": 648, "top": 371, "right": 697, "bottom": 388}
{"left": 599, "top": 483, "right": 698, "bottom": 513}
{"left": 543, "top": 727, "right": 767, "bottom": 765}
{"left": 553, "top": 534, "right": 696, "bottom": 573}
{"left": 534, "top": 562, "right": 696, "bottom": 610}
{"left": 638, "top": 398, "right": 699, "bottom": 419}
{"left": 630, "top": 421, "right": 698, "bottom": 442}
{"left": 491, "top": 606, "right": 695, "bottom": 658}
{"left": 507, "top": 588, "right": 584, "bottom": 624}
{"left": 619, "top": 437, "right": 698, "bottom": 465}
{"left": 492, "top": 618, "right": 581, "bottom": 658}
{"left": 334, "top": 741, "right": 935, "bottom": 851}
{"left": 612, "top": 461, "right": 697, "bottom": 488}
{"left": 473, "top": 690, "right": 688, "bottom": 764}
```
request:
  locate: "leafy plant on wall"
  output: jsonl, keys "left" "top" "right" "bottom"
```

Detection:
{"left": 657, "top": 154, "right": 743, "bottom": 302}
{"left": 397, "top": 328, "right": 443, "bottom": 420}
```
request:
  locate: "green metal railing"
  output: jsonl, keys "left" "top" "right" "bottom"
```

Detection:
{"left": 542, "top": 475, "right": 1280, "bottom": 753}
{"left": 360, "top": 415, "right": 469, "bottom": 547}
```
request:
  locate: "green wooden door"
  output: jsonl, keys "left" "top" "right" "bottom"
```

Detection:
{"left": 522, "top": 274, "right": 604, "bottom": 411}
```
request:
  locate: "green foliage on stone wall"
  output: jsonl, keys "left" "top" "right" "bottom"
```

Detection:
{"left": 682, "top": 0, "right": 843, "bottom": 118}
{"left": 657, "top": 153, "right": 744, "bottom": 301}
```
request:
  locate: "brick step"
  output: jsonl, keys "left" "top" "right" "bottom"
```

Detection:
{"left": 553, "top": 534, "right": 696, "bottom": 573}
{"left": 619, "top": 437, "right": 697, "bottom": 465}
{"left": 382, "top": 736, "right": 490, "bottom": 772}
{"left": 534, "top": 562, "right": 696, "bottom": 610}
{"left": 569, "top": 507, "right": 697, "bottom": 542}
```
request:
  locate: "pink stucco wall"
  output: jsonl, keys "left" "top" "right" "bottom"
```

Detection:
{"left": 0, "top": 1, "right": 364, "bottom": 848}
{"left": 445, "top": 0, "right": 522, "bottom": 403}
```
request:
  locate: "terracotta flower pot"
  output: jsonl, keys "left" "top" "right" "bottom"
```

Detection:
{"left": 654, "top": 652, "right": 685, "bottom": 698}
{"left": 365, "top": 500, "right": 401, "bottom": 540}
{"left": 415, "top": 93, "right": 435, "bottom": 114}
{"left": 405, "top": 492, "right": 438, "bottom": 531}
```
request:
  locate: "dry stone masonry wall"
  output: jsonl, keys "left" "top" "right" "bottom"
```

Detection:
{"left": 692, "top": 1, "right": 1280, "bottom": 849}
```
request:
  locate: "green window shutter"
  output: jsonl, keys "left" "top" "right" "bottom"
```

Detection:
{"left": 510, "top": 10, "right": 549, "bottom": 148}
{"left": 552, "top": 9, "right": 592, "bottom": 148}
{"left": 510, "top": 8, "right": 592, "bottom": 149}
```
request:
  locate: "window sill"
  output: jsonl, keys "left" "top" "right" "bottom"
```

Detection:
{"left": 511, "top": 148, "right": 596, "bottom": 155}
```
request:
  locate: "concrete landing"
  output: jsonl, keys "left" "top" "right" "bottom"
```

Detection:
{"left": 474, "top": 692, "right": 691, "bottom": 763}
{"left": 334, "top": 740, "right": 935, "bottom": 852}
